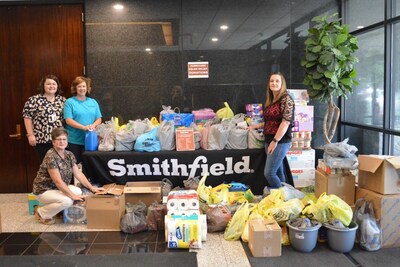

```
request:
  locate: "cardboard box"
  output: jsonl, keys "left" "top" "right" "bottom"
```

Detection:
{"left": 248, "top": 219, "right": 282, "bottom": 257}
{"left": 356, "top": 187, "right": 400, "bottom": 248}
{"left": 28, "top": 193, "right": 40, "bottom": 215}
{"left": 292, "top": 105, "right": 314, "bottom": 132}
{"left": 358, "top": 155, "right": 400, "bottom": 194}
{"left": 124, "top": 181, "right": 162, "bottom": 206}
{"left": 315, "top": 169, "right": 355, "bottom": 205}
{"left": 176, "top": 128, "right": 195, "bottom": 151}
{"left": 291, "top": 168, "right": 315, "bottom": 188}
{"left": 287, "top": 149, "right": 315, "bottom": 169}
{"left": 86, "top": 184, "right": 125, "bottom": 229}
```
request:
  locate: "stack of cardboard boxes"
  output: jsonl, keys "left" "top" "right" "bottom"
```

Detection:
{"left": 85, "top": 181, "right": 162, "bottom": 230}
{"left": 356, "top": 155, "right": 400, "bottom": 248}
{"left": 314, "top": 159, "right": 356, "bottom": 206}
{"left": 287, "top": 89, "right": 315, "bottom": 188}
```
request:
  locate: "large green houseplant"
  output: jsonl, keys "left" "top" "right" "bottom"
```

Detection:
{"left": 301, "top": 13, "right": 359, "bottom": 144}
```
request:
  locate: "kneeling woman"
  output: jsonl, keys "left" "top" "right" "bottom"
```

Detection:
{"left": 32, "top": 127, "right": 104, "bottom": 225}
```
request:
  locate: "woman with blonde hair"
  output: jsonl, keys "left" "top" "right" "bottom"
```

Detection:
{"left": 250, "top": 72, "right": 294, "bottom": 188}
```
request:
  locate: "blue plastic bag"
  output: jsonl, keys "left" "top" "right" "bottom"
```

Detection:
{"left": 134, "top": 128, "right": 161, "bottom": 152}
{"left": 85, "top": 130, "right": 98, "bottom": 151}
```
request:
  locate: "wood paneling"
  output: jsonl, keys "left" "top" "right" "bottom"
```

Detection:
{"left": 0, "top": 4, "right": 84, "bottom": 192}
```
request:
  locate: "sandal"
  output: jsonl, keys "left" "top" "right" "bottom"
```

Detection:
{"left": 33, "top": 206, "right": 55, "bottom": 225}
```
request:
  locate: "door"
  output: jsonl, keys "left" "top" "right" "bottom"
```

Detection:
{"left": 0, "top": 5, "right": 84, "bottom": 193}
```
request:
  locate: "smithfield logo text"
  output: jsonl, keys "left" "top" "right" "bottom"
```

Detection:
{"left": 108, "top": 156, "right": 252, "bottom": 177}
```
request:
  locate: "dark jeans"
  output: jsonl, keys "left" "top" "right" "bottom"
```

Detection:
{"left": 35, "top": 143, "right": 53, "bottom": 163}
{"left": 67, "top": 143, "right": 84, "bottom": 164}
{"left": 263, "top": 142, "right": 291, "bottom": 188}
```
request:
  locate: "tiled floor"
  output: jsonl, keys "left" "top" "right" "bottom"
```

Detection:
{"left": 0, "top": 193, "right": 251, "bottom": 267}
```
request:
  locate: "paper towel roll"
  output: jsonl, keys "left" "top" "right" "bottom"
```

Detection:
{"left": 188, "top": 199, "right": 199, "bottom": 210}
{"left": 178, "top": 199, "right": 189, "bottom": 210}
{"left": 186, "top": 210, "right": 200, "bottom": 216}
{"left": 200, "top": 214, "right": 207, "bottom": 241}
{"left": 167, "top": 199, "right": 179, "bottom": 211}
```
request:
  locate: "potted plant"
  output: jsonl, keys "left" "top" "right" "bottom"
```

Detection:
{"left": 301, "top": 13, "right": 359, "bottom": 144}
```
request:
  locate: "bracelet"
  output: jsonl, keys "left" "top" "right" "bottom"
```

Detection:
{"left": 26, "top": 134, "right": 33, "bottom": 137}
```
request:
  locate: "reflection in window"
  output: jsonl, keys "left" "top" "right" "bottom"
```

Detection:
{"left": 344, "top": 28, "right": 384, "bottom": 127}
{"left": 391, "top": 22, "right": 400, "bottom": 130}
{"left": 343, "top": 126, "right": 382, "bottom": 155}
{"left": 345, "top": 0, "right": 384, "bottom": 31}
{"left": 391, "top": 135, "right": 400, "bottom": 155}
{"left": 393, "top": 0, "right": 400, "bottom": 17}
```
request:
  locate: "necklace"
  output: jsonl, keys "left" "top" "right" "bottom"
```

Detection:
{"left": 54, "top": 148, "right": 65, "bottom": 160}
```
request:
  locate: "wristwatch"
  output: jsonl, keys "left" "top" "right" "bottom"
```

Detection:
{"left": 272, "top": 138, "right": 279, "bottom": 143}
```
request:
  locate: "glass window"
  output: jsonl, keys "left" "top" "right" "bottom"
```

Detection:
{"left": 391, "top": 135, "right": 400, "bottom": 155}
{"left": 392, "top": 0, "right": 400, "bottom": 17}
{"left": 345, "top": 0, "right": 384, "bottom": 31}
{"left": 344, "top": 28, "right": 384, "bottom": 127}
{"left": 343, "top": 126, "right": 382, "bottom": 154}
{"left": 391, "top": 22, "right": 400, "bottom": 130}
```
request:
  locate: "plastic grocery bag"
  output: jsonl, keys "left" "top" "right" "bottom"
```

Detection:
{"left": 197, "top": 173, "right": 212, "bottom": 211}
{"left": 134, "top": 127, "right": 161, "bottom": 152}
{"left": 120, "top": 202, "right": 148, "bottom": 234}
{"left": 216, "top": 102, "right": 234, "bottom": 119}
{"left": 208, "top": 124, "right": 230, "bottom": 150}
{"left": 302, "top": 193, "right": 353, "bottom": 226}
{"left": 206, "top": 204, "right": 232, "bottom": 232}
{"left": 352, "top": 198, "right": 381, "bottom": 251}
{"left": 156, "top": 120, "right": 176, "bottom": 151}
{"left": 224, "top": 201, "right": 253, "bottom": 241}
{"left": 248, "top": 129, "right": 264, "bottom": 149}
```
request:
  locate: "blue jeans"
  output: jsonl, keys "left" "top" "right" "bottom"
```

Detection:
{"left": 264, "top": 142, "right": 291, "bottom": 188}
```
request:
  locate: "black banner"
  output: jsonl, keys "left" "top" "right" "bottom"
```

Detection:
{"left": 82, "top": 149, "right": 267, "bottom": 195}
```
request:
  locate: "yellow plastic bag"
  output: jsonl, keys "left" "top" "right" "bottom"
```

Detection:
{"left": 196, "top": 173, "right": 212, "bottom": 211}
{"left": 216, "top": 102, "right": 234, "bottom": 119}
{"left": 267, "top": 198, "right": 304, "bottom": 222}
{"left": 150, "top": 116, "right": 160, "bottom": 127}
{"left": 209, "top": 184, "right": 230, "bottom": 204}
{"left": 302, "top": 193, "right": 353, "bottom": 226}
{"left": 224, "top": 201, "right": 253, "bottom": 241}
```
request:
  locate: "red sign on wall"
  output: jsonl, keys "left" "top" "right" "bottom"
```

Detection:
{"left": 188, "top": 61, "right": 209, "bottom": 78}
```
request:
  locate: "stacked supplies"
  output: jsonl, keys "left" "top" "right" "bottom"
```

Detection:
{"left": 166, "top": 190, "right": 200, "bottom": 216}
{"left": 165, "top": 190, "right": 207, "bottom": 249}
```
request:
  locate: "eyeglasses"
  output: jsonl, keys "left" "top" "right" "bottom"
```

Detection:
{"left": 54, "top": 138, "right": 68, "bottom": 142}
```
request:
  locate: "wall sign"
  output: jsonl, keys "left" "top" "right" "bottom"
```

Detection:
{"left": 188, "top": 61, "right": 209, "bottom": 78}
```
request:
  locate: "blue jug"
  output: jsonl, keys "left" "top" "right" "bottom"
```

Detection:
{"left": 85, "top": 130, "right": 98, "bottom": 151}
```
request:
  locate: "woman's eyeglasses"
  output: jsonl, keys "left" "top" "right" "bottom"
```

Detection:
{"left": 54, "top": 138, "right": 68, "bottom": 142}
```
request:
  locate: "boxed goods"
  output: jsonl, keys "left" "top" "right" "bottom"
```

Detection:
{"left": 356, "top": 187, "right": 400, "bottom": 248}
{"left": 124, "top": 181, "right": 162, "bottom": 206}
{"left": 315, "top": 169, "right": 355, "bottom": 205}
{"left": 28, "top": 193, "right": 40, "bottom": 215}
{"left": 86, "top": 184, "right": 125, "bottom": 229}
{"left": 248, "top": 219, "right": 282, "bottom": 257}
{"left": 292, "top": 105, "right": 314, "bottom": 132}
{"left": 63, "top": 201, "right": 86, "bottom": 224}
{"left": 290, "top": 168, "right": 315, "bottom": 188}
{"left": 358, "top": 155, "right": 400, "bottom": 194}
{"left": 287, "top": 89, "right": 310, "bottom": 105}
{"left": 192, "top": 108, "right": 216, "bottom": 126}
{"left": 165, "top": 214, "right": 206, "bottom": 249}
{"left": 286, "top": 149, "right": 315, "bottom": 169}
